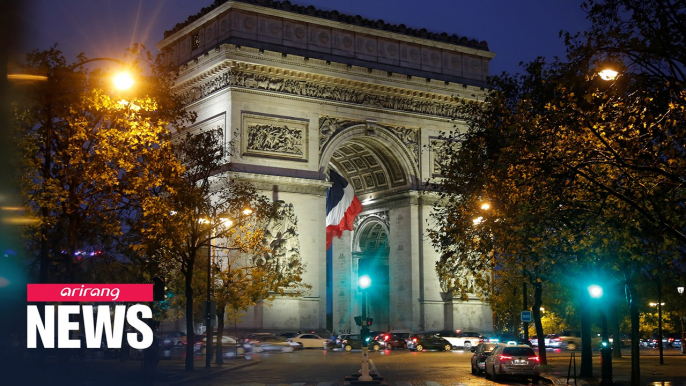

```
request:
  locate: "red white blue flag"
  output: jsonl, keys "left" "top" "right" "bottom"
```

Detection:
{"left": 326, "top": 169, "right": 363, "bottom": 250}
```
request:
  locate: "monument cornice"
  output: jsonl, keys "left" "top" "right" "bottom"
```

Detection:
{"left": 175, "top": 47, "right": 483, "bottom": 120}
{"left": 227, "top": 171, "right": 330, "bottom": 195}
{"left": 177, "top": 44, "right": 486, "bottom": 97}
{"left": 161, "top": 0, "right": 492, "bottom": 56}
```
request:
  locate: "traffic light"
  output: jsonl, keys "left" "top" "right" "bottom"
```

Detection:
{"left": 365, "top": 317, "right": 373, "bottom": 327}
{"left": 354, "top": 315, "right": 363, "bottom": 326}
{"left": 153, "top": 277, "right": 166, "bottom": 301}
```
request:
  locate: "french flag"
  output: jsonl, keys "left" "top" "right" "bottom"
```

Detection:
{"left": 326, "top": 169, "right": 363, "bottom": 250}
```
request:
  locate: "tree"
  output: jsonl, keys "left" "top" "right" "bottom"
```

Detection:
{"left": 13, "top": 46, "right": 192, "bottom": 283}
{"left": 128, "top": 128, "right": 308, "bottom": 370}
{"left": 213, "top": 201, "right": 310, "bottom": 363}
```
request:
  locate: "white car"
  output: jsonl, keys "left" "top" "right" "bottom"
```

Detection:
{"left": 288, "top": 333, "right": 331, "bottom": 349}
{"left": 435, "top": 331, "right": 483, "bottom": 349}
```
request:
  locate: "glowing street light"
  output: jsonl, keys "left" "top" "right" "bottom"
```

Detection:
{"left": 113, "top": 71, "right": 134, "bottom": 90}
{"left": 598, "top": 68, "right": 619, "bottom": 81}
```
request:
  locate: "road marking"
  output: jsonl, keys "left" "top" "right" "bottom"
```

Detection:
{"left": 393, "top": 382, "right": 413, "bottom": 386}
{"left": 425, "top": 382, "right": 442, "bottom": 386}
{"left": 315, "top": 383, "right": 334, "bottom": 386}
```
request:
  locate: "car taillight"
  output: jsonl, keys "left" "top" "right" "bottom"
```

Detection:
{"left": 528, "top": 356, "right": 540, "bottom": 362}
{"left": 384, "top": 335, "right": 390, "bottom": 341}
{"left": 412, "top": 338, "right": 417, "bottom": 342}
{"left": 553, "top": 338, "right": 561, "bottom": 342}
{"left": 342, "top": 340, "right": 348, "bottom": 344}
{"left": 499, "top": 355, "right": 513, "bottom": 360}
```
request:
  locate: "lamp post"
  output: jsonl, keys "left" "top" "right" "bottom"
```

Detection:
{"left": 589, "top": 284, "right": 613, "bottom": 386}
{"left": 679, "top": 286, "right": 684, "bottom": 355}
{"left": 358, "top": 274, "right": 372, "bottom": 382}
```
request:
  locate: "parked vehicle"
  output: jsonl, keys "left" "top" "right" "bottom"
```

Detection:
{"left": 407, "top": 333, "right": 452, "bottom": 352}
{"left": 484, "top": 344, "right": 540, "bottom": 384}
{"left": 339, "top": 334, "right": 381, "bottom": 352}
{"left": 288, "top": 333, "right": 330, "bottom": 349}
{"left": 471, "top": 342, "right": 499, "bottom": 375}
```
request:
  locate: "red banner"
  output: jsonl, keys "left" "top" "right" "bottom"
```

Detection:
{"left": 27, "top": 284, "right": 152, "bottom": 302}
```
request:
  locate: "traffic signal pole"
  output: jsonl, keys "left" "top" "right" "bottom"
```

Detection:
{"left": 360, "top": 288, "right": 372, "bottom": 382}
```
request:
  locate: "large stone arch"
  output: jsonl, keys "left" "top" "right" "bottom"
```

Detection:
{"left": 160, "top": 0, "right": 495, "bottom": 336}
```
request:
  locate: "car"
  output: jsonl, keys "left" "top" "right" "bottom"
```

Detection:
{"left": 407, "top": 333, "right": 452, "bottom": 352}
{"left": 194, "top": 334, "right": 247, "bottom": 357}
{"left": 276, "top": 332, "right": 300, "bottom": 339}
{"left": 339, "top": 334, "right": 382, "bottom": 352}
{"left": 160, "top": 331, "right": 186, "bottom": 347}
{"left": 377, "top": 332, "right": 410, "bottom": 350}
{"left": 666, "top": 333, "right": 682, "bottom": 348}
{"left": 488, "top": 334, "right": 532, "bottom": 347}
{"left": 484, "top": 344, "right": 540, "bottom": 383}
{"left": 244, "top": 333, "right": 296, "bottom": 353}
{"left": 439, "top": 331, "right": 483, "bottom": 349}
{"left": 288, "top": 333, "right": 330, "bottom": 349}
{"left": 546, "top": 331, "right": 607, "bottom": 349}
{"left": 470, "top": 342, "right": 499, "bottom": 375}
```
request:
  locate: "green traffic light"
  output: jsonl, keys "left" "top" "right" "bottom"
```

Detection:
{"left": 359, "top": 274, "right": 371, "bottom": 289}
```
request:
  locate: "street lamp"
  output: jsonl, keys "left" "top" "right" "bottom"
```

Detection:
{"left": 679, "top": 286, "right": 685, "bottom": 355}
{"left": 358, "top": 274, "right": 372, "bottom": 382}
{"left": 588, "top": 284, "right": 613, "bottom": 386}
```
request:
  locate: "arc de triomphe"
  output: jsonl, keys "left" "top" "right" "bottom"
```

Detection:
{"left": 159, "top": 0, "right": 494, "bottom": 335}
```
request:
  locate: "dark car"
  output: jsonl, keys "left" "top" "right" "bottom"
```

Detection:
{"left": 407, "top": 333, "right": 452, "bottom": 352}
{"left": 666, "top": 333, "right": 682, "bottom": 348}
{"left": 340, "top": 334, "right": 381, "bottom": 352}
{"left": 376, "top": 332, "right": 410, "bottom": 350}
{"left": 471, "top": 342, "right": 499, "bottom": 375}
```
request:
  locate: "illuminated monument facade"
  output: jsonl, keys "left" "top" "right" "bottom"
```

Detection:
{"left": 159, "top": 0, "right": 494, "bottom": 334}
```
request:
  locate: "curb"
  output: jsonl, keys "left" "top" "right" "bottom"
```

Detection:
{"left": 166, "top": 360, "right": 261, "bottom": 386}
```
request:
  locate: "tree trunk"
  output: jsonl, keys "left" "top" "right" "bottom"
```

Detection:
{"left": 532, "top": 281, "right": 547, "bottom": 365}
{"left": 626, "top": 276, "right": 640, "bottom": 386}
{"left": 579, "top": 298, "right": 593, "bottom": 377}
{"left": 215, "top": 302, "right": 226, "bottom": 364}
{"left": 609, "top": 294, "right": 622, "bottom": 359}
{"left": 184, "top": 265, "right": 195, "bottom": 371}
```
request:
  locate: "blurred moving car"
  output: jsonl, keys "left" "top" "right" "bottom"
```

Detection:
{"left": 407, "top": 333, "right": 452, "bottom": 352}
{"left": 376, "top": 332, "right": 410, "bottom": 350}
{"left": 485, "top": 344, "right": 540, "bottom": 384}
{"left": 244, "top": 333, "right": 296, "bottom": 353}
{"left": 340, "top": 334, "right": 381, "bottom": 352}
{"left": 288, "top": 333, "right": 330, "bottom": 349}
{"left": 666, "top": 333, "right": 682, "bottom": 348}
{"left": 161, "top": 331, "right": 186, "bottom": 347}
{"left": 434, "top": 331, "right": 483, "bottom": 349}
{"left": 488, "top": 334, "right": 532, "bottom": 347}
{"left": 194, "top": 334, "right": 247, "bottom": 357}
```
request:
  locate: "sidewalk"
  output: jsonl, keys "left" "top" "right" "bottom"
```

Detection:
{"left": 4, "top": 354, "right": 259, "bottom": 386}
{"left": 540, "top": 351, "right": 686, "bottom": 386}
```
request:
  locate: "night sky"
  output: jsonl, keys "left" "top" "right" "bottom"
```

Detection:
{"left": 17, "top": 0, "right": 590, "bottom": 76}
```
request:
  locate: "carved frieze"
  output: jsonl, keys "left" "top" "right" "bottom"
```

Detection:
{"left": 242, "top": 113, "right": 308, "bottom": 161}
{"left": 182, "top": 66, "right": 462, "bottom": 119}
{"left": 430, "top": 137, "right": 458, "bottom": 176}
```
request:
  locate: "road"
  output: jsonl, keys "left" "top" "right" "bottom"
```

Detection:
{"left": 193, "top": 347, "right": 545, "bottom": 386}
{"left": 187, "top": 345, "right": 686, "bottom": 386}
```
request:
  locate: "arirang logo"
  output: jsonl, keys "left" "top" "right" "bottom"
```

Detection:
{"left": 26, "top": 284, "right": 154, "bottom": 349}
{"left": 27, "top": 304, "right": 153, "bottom": 349}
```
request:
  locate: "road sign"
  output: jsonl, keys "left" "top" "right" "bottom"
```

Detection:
{"left": 521, "top": 310, "right": 532, "bottom": 323}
